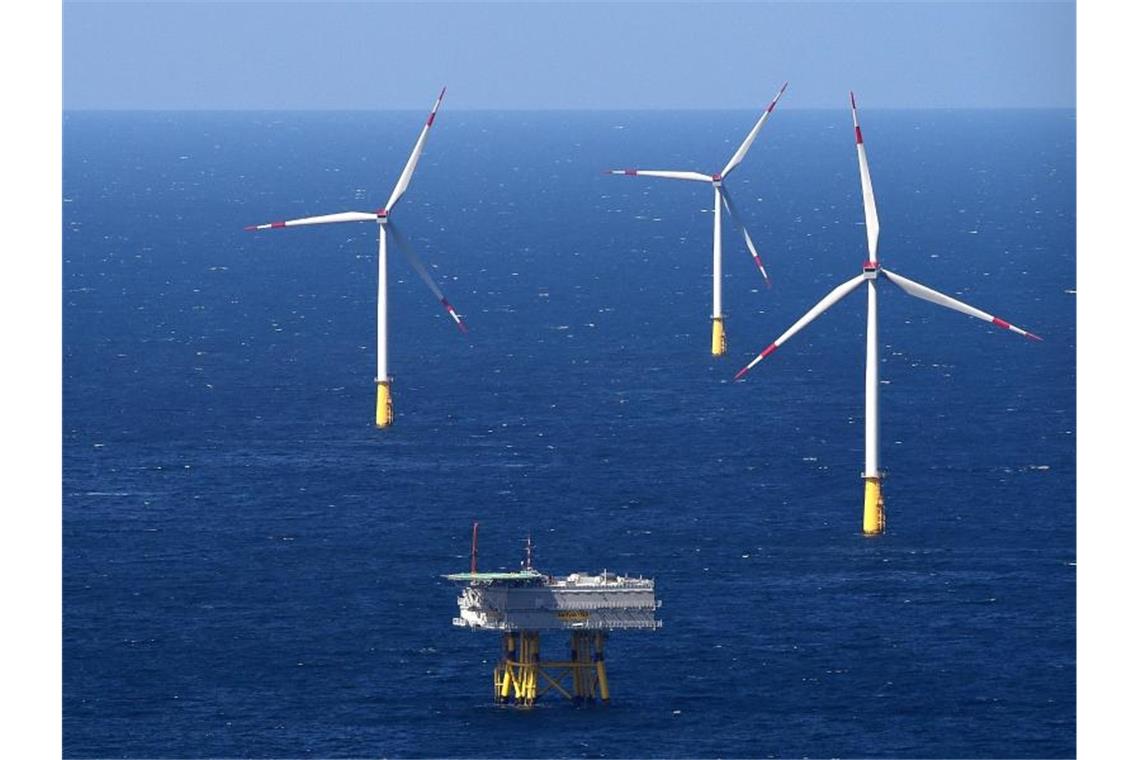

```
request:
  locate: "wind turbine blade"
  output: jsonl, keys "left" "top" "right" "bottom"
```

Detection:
{"left": 850, "top": 92, "right": 881, "bottom": 263}
{"left": 387, "top": 222, "right": 468, "bottom": 333}
{"left": 383, "top": 86, "right": 447, "bottom": 213}
{"left": 734, "top": 274, "right": 866, "bottom": 380}
{"left": 605, "top": 169, "right": 714, "bottom": 183}
{"left": 880, "top": 269, "right": 1041, "bottom": 341}
{"left": 720, "top": 81, "right": 788, "bottom": 179}
{"left": 244, "top": 211, "right": 378, "bottom": 231}
{"left": 718, "top": 185, "right": 771, "bottom": 286}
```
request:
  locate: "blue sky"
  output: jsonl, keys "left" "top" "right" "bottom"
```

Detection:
{"left": 63, "top": 1, "right": 1075, "bottom": 110}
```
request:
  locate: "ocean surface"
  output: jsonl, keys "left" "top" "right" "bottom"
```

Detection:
{"left": 63, "top": 109, "right": 1075, "bottom": 758}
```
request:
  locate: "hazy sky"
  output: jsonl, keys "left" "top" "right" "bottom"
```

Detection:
{"left": 64, "top": 1, "right": 1075, "bottom": 110}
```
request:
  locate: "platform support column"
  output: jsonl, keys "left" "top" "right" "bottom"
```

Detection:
{"left": 492, "top": 630, "right": 615, "bottom": 707}
{"left": 569, "top": 630, "right": 598, "bottom": 703}
{"left": 494, "top": 632, "right": 517, "bottom": 703}
{"left": 593, "top": 631, "right": 610, "bottom": 703}
{"left": 525, "top": 631, "right": 541, "bottom": 705}
{"left": 495, "top": 630, "right": 542, "bottom": 707}
{"left": 570, "top": 632, "right": 584, "bottom": 703}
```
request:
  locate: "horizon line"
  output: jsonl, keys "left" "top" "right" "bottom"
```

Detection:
{"left": 63, "top": 105, "right": 1077, "bottom": 113}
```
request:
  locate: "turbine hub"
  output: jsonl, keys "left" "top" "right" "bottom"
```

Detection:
{"left": 862, "top": 260, "right": 880, "bottom": 278}
{"left": 711, "top": 173, "right": 723, "bottom": 186}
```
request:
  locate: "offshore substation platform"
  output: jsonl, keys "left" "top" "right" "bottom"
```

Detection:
{"left": 444, "top": 525, "right": 661, "bottom": 707}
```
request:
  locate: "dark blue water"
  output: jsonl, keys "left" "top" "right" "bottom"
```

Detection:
{"left": 63, "top": 109, "right": 1075, "bottom": 758}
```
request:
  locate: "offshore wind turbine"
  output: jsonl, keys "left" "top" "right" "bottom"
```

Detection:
{"left": 246, "top": 87, "right": 466, "bottom": 428}
{"left": 734, "top": 93, "right": 1041, "bottom": 535}
{"left": 607, "top": 82, "right": 788, "bottom": 356}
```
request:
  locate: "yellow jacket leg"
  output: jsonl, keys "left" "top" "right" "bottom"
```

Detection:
{"left": 594, "top": 632, "right": 610, "bottom": 702}
{"left": 527, "top": 633, "right": 540, "bottom": 704}
{"left": 570, "top": 633, "right": 583, "bottom": 701}
{"left": 594, "top": 657, "right": 610, "bottom": 702}
{"left": 498, "top": 665, "right": 513, "bottom": 701}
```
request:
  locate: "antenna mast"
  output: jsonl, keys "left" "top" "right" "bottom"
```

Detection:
{"left": 470, "top": 521, "right": 479, "bottom": 574}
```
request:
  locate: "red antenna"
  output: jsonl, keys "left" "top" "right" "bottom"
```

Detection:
{"left": 470, "top": 521, "right": 479, "bottom": 574}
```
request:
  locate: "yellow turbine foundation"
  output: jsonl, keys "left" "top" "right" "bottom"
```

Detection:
{"left": 711, "top": 317, "right": 727, "bottom": 357}
{"left": 492, "top": 630, "right": 611, "bottom": 707}
{"left": 863, "top": 477, "right": 885, "bottom": 535}
{"left": 375, "top": 381, "right": 394, "bottom": 428}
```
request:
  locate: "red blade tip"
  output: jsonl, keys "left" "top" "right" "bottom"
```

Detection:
{"left": 733, "top": 367, "right": 750, "bottom": 381}
{"left": 1027, "top": 332, "right": 1043, "bottom": 342}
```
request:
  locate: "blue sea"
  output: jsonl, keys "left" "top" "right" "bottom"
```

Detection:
{"left": 63, "top": 109, "right": 1075, "bottom": 758}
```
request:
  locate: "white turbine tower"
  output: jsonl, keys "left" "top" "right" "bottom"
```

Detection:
{"left": 734, "top": 92, "right": 1041, "bottom": 535}
{"left": 246, "top": 87, "right": 466, "bottom": 428}
{"left": 607, "top": 82, "right": 788, "bottom": 356}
